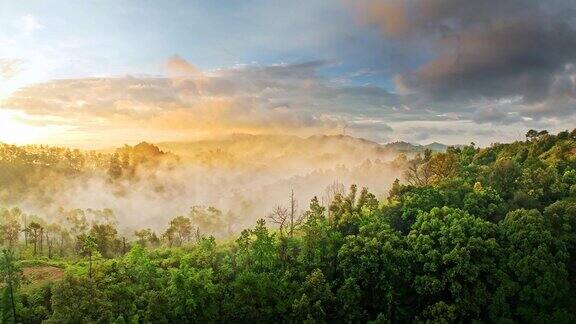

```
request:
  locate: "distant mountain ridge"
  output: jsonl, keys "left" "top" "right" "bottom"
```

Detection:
{"left": 1, "top": 134, "right": 454, "bottom": 157}
{"left": 383, "top": 141, "right": 450, "bottom": 153}
{"left": 156, "top": 134, "right": 453, "bottom": 170}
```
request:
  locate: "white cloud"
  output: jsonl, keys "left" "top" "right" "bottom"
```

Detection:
{"left": 3, "top": 60, "right": 377, "bottom": 144}
{"left": 0, "top": 58, "right": 25, "bottom": 79}
{"left": 14, "top": 14, "right": 44, "bottom": 35}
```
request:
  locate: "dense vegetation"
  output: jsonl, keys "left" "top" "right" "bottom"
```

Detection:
{"left": 1, "top": 129, "right": 576, "bottom": 323}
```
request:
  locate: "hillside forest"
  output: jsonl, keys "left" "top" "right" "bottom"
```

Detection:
{"left": 0, "top": 129, "right": 576, "bottom": 322}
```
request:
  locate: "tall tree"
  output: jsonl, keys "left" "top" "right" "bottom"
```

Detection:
{"left": 28, "top": 221, "right": 43, "bottom": 255}
{"left": 164, "top": 216, "right": 193, "bottom": 247}
{"left": 0, "top": 208, "right": 21, "bottom": 247}
{"left": 80, "top": 235, "right": 98, "bottom": 279}
{"left": 0, "top": 249, "right": 22, "bottom": 322}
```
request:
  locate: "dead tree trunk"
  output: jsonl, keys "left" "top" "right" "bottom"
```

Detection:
{"left": 289, "top": 189, "right": 296, "bottom": 237}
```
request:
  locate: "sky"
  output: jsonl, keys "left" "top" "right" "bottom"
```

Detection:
{"left": 1, "top": 0, "right": 575, "bottom": 148}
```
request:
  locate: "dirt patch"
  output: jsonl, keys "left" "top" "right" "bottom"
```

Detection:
{"left": 22, "top": 266, "right": 65, "bottom": 284}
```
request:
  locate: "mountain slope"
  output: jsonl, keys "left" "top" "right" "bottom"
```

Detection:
{"left": 158, "top": 134, "right": 448, "bottom": 170}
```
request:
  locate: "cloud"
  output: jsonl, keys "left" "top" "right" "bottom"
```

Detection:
{"left": 0, "top": 58, "right": 25, "bottom": 79}
{"left": 402, "top": 20, "right": 576, "bottom": 102}
{"left": 14, "top": 14, "right": 43, "bottom": 35}
{"left": 354, "top": 0, "right": 576, "bottom": 120}
{"left": 2, "top": 58, "right": 402, "bottom": 144}
{"left": 472, "top": 106, "right": 522, "bottom": 125}
{"left": 390, "top": 120, "right": 518, "bottom": 145}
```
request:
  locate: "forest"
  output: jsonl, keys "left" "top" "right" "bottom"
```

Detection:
{"left": 1, "top": 128, "right": 576, "bottom": 323}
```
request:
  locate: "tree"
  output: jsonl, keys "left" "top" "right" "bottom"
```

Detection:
{"left": 60, "top": 208, "right": 88, "bottom": 254}
{"left": 404, "top": 154, "right": 433, "bottom": 186}
{"left": 288, "top": 189, "right": 301, "bottom": 237}
{"left": 90, "top": 223, "right": 120, "bottom": 258}
{"left": 330, "top": 185, "right": 378, "bottom": 235}
{"left": 107, "top": 153, "right": 123, "bottom": 180}
{"left": 268, "top": 190, "right": 305, "bottom": 237}
{"left": 189, "top": 206, "right": 227, "bottom": 238}
{"left": 45, "top": 223, "right": 62, "bottom": 259}
{"left": 408, "top": 207, "right": 500, "bottom": 322}
{"left": 0, "top": 249, "right": 22, "bottom": 323}
{"left": 338, "top": 219, "right": 411, "bottom": 322}
{"left": 299, "top": 198, "right": 342, "bottom": 280}
{"left": 0, "top": 208, "right": 21, "bottom": 247}
{"left": 427, "top": 153, "right": 459, "bottom": 183}
{"left": 304, "top": 196, "right": 325, "bottom": 221}
{"left": 28, "top": 221, "right": 43, "bottom": 255}
{"left": 493, "top": 209, "right": 571, "bottom": 322}
{"left": 49, "top": 276, "right": 112, "bottom": 322}
{"left": 267, "top": 205, "right": 289, "bottom": 236}
{"left": 54, "top": 225, "right": 71, "bottom": 257}
{"left": 526, "top": 129, "right": 539, "bottom": 141}
{"left": 236, "top": 219, "right": 277, "bottom": 271}
{"left": 463, "top": 183, "right": 505, "bottom": 222}
{"left": 515, "top": 165, "right": 564, "bottom": 208}
{"left": 398, "top": 186, "right": 445, "bottom": 233}
{"left": 134, "top": 228, "right": 160, "bottom": 248}
{"left": 544, "top": 199, "right": 576, "bottom": 290}
{"left": 223, "top": 270, "right": 291, "bottom": 322}
{"left": 487, "top": 158, "right": 521, "bottom": 200}
{"left": 292, "top": 269, "right": 335, "bottom": 322}
{"left": 80, "top": 235, "right": 98, "bottom": 279}
{"left": 165, "top": 265, "right": 219, "bottom": 322}
{"left": 162, "top": 226, "right": 177, "bottom": 248}
{"left": 387, "top": 178, "right": 401, "bottom": 202}
{"left": 164, "top": 216, "right": 193, "bottom": 247}
{"left": 322, "top": 181, "right": 344, "bottom": 218}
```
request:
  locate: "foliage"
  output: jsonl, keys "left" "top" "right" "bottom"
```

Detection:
{"left": 0, "top": 128, "right": 575, "bottom": 322}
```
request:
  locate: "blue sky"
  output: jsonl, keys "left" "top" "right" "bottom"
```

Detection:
{"left": 0, "top": 1, "right": 401, "bottom": 83}
{"left": 1, "top": 0, "right": 575, "bottom": 147}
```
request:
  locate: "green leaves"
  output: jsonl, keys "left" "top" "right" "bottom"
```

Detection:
{"left": 408, "top": 207, "right": 500, "bottom": 322}
{"left": 495, "top": 209, "right": 571, "bottom": 322}
{"left": 463, "top": 184, "right": 505, "bottom": 222}
{"left": 7, "top": 129, "right": 576, "bottom": 322}
{"left": 338, "top": 219, "right": 412, "bottom": 322}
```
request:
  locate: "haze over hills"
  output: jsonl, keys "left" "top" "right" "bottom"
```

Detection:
{"left": 3, "top": 133, "right": 445, "bottom": 233}
{"left": 151, "top": 134, "right": 445, "bottom": 230}
{"left": 157, "top": 133, "right": 450, "bottom": 171}
{"left": 0, "top": 133, "right": 456, "bottom": 235}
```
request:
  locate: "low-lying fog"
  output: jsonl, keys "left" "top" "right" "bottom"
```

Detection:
{"left": 9, "top": 134, "right": 410, "bottom": 236}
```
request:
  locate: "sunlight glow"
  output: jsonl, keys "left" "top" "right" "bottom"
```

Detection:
{"left": 0, "top": 110, "right": 62, "bottom": 145}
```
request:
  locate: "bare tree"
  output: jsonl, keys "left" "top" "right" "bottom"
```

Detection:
{"left": 322, "top": 181, "right": 344, "bottom": 218}
{"left": 288, "top": 189, "right": 304, "bottom": 237}
{"left": 267, "top": 205, "right": 289, "bottom": 236}
{"left": 268, "top": 189, "right": 306, "bottom": 237}
{"left": 287, "top": 189, "right": 307, "bottom": 237}
{"left": 404, "top": 155, "right": 433, "bottom": 186}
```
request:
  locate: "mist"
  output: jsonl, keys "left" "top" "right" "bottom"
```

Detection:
{"left": 5, "top": 134, "right": 406, "bottom": 237}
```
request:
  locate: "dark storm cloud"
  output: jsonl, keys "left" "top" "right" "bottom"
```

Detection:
{"left": 400, "top": 20, "right": 576, "bottom": 102}
{"left": 356, "top": 0, "right": 576, "bottom": 109}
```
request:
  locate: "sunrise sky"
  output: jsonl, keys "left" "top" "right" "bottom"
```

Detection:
{"left": 1, "top": 0, "right": 575, "bottom": 147}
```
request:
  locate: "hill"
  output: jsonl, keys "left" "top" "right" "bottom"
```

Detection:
{"left": 2, "top": 129, "right": 576, "bottom": 323}
{"left": 158, "top": 134, "right": 446, "bottom": 170}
